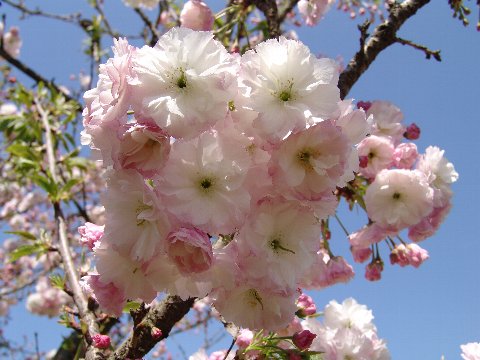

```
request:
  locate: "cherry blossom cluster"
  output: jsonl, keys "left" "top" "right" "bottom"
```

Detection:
{"left": 348, "top": 101, "right": 458, "bottom": 280}
{"left": 303, "top": 298, "right": 390, "bottom": 359}
{"left": 81, "top": 27, "right": 371, "bottom": 330}
{"left": 188, "top": 297, "right": 389, "bottom": 359}
{"left": 26, "top": 277, "right": 70, "bottom": 317}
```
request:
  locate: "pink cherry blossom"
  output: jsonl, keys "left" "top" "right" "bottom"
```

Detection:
{"left": 131, "top": 28, "right": 238, "bottom": 138}
{"left": 351, "top": 246, "right": 373, "bottom": 263}
{"left": 239, "top": 36, "right": 340, "bottom": 142}
{"left": 389, "top": 244, "right": 409, "bottom": 267}
{"left": 326, "top": 256, "right": 355, "bottom": 285}
{"left": 83, "top": 274, "right": 126, "bottom": 317}
{"left": 235, "top": 329, "right": 254, "bottom": 348}
{"left": 271, "top": 121, "right": 351, "bottom": 198}
{"left": 296, "top": 293, "right": 316, "bottom": 317}
{"left": 365, "top": 260, "right": 383, "bottom": 281}
{"left": 367, "top": 100, "right": 406, "bottom": 144}
{"left": 392, "top": 142, "right": 418, "bottom": 169}
{"left": 2, "top": 26, "right": 22, "bottom": 58}
{"left": 408, "top": 201, "right": 452, "bottom": 242}
{"left": 78, "top": 222, "right": 104, "bottom": 250}
{"left": 365, "top": 169, "right": 434, "bottom": 229}
{"left": 297, "top": 0, "right": 334, "bottom": 26}
{"left": 357, "top": 135, "right": 394, "bottom": 179}
{"left": 166, "top": 227, "right": 213, "bottom": 274}
{"left": 405, "top": 243, "right": 429, "bottom": 268}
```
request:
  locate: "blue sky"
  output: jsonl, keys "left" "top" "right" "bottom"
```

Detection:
{"left": 2, "top": 1, "right": 479, "bottom": 359}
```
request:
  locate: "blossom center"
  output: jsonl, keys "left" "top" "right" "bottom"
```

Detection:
{"left": 244, "top": 289, "right": 264, "bottom": 310}
{"left": 392, "top": 192, "right": 401, "bottom": 200}
{"left": 198, "top": 176, "right": 217, "bottom": 195}
{"left": 135, "top": 203, "right": 153, "bottom": 226}
{"left": 176, "top": 68, "right": 187, "bottom": 89}
{"left": 276, "top": 80, "right": 295, "bottom": 102}
{"left": 269, "top": 234, "right": 295, "bottom": 254}
{"left": 297, "top": 147, "right": 318, "bottom": 171}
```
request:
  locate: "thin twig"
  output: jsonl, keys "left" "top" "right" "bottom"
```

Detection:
{"left": 0, "top": 267, "right": 53, "bottom": 298}
{"left": 2, "top": 0, "right": 82, "bottom": 24}
{"left": 278, "top": 0, "right": 300, "bottom": 23}
{"left": 92, "top": 0, "right": 118, "bottom": 38}
{"left": 134, "top": 8, "right": 160, "bottom": 46}
{"left": 338, "top": 0, "right": 432, "bottom": 99}
{"left": 0, "top": 45, "right": 80, "bottom": 109}
{"left": 395, "top": 36, "right": 441, "bottom": 61}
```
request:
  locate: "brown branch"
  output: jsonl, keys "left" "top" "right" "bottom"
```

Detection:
{"left": 134, "top": 8, "right": 160, "bottom": 46}
{"left": 252, "top": 0, "right": 280, "bottom": 38}
{"left": 110, "top": 295, "right": 195, "bottom": 360}
{"left": 338, "top": 0, "right": 432, "bottom": 99}
{"left": 278, "top": 0, "right": 300, "bottom": 23}
{"left": 395, "top": 36, "right": 441, "bottom": 61}
{"left": 0, "top": 45, "right": 81, "bottom": 109}
{"left": 92, "top": 0, "right": 118, "bottom": 38}
{"left": 2, "top": 0, "right": 82, "bottom": 24}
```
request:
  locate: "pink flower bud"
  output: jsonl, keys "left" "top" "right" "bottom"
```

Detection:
{"left": 92, "top": 334, "right": 111, "bottom": 349}
{"left": 390, "top": 244, "right": 409, "bottom": 267}
{"left": 393, "top": 143, "right": 418, "bottom": 169}
{"left": 326, "top": 256, "right": 355, "bottom": 285}
{"left": 287, "top": 351, "right": 302, "bottom": 360}
{"left": 357, "top": 101, "right": 372, "bottom": 111}
{"left": 166, "top": 227, "right": 213, "bottom": 274}
{"left": 292, "top": 330, "right": 317, "bottom": 350}
{"left": 359, "top": 155, "right": 369, "bottom": 168}
{"left": 351, "top": 246, "right": 372, "bottom": 263}
{"left": 365, "top": 260, "right": 383, "bottom": 281}
{"left": 151, "top": 327, "right": 163, "bottom": 339}
{"left": 404, "top": 123, "right": 420, "bottom": 140}
{"left": 405, "top": 243, "right": 429, "bottom": 268}
{"left": 296, "top": 293, "right": 316, "bottom": 317}
{"left": 180, "top": 0, "right": 214, "bottom": 31}
{"left": 235, "top": 329, "right": 254, "bottom": 348}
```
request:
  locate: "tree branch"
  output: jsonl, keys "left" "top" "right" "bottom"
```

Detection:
{"left": 278, "top": 0, "right": 300, "bottom": 24}
{"left": 338, "top": 0, "right": 432, "bottom": 99}
{"left": 252, "top": 0, "right": 280, "bottom": 38}
{"left": 395, "top": 36, "right": 441, "bottom": 61}
{"left": 0, "top": 45, "right": 80, "bottom": 109}
{"left": 134, "top": 8, "right": 160, "bottom": 46}
{"left": 110, "top": 295, "right": 195, "bottom": 360}
{"left": 2, "top": 0, "right": 82, "bottom": 24}
{"left": 35, "top": 98, "right": 105, "bottom": 360}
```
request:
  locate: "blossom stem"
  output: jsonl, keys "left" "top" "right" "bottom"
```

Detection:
{"left": 334, "top": 213, "right": 350, "bottom": 236}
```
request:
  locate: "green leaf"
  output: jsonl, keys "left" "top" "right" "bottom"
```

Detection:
{"left": 32, "top": 174, "right": 58, "bottom": 197}
{"left": 59, "top": 178, "right": 82, "bottom": 200}
{"left": 4, "top": 230, "right": 37, "bottom": 241}
{"left": 123, "top": 301, "right": 142, "bottom": 313}
{"left": 9, "top": 243, "right": 47, "bottom": 262}
{"left": 6, "top": 143, "right": 38, "bottom": 161}
{"left": 50, "top": 273, "right": 65, "bottom": 290}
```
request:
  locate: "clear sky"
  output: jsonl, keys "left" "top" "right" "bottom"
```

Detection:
{"left": 2, "top": 1, "right": 479, "bottom": 359}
